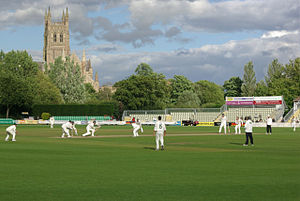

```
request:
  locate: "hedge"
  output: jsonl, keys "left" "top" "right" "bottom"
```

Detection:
{"left": 32, "top": 103, "right": 118, "bottom": 118}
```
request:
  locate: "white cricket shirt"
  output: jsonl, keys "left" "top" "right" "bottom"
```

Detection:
{"left": 6, "top": 125, "right": 16, "bottom": 133}
{"left": 154, "top": 121, "right": 166, "bottom": 134}
{"left": 245, "top": 120, "right": 253, "bottom": 133}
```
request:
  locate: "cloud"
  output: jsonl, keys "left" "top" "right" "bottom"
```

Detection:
{"left": 25, "top": 29, "right": 299, "bottom": 86}
{"left": 90, "top": 30, "right": 300, "bottom": 85}
{"left": 128, "top": 0, "right": 300, "bottom": 33}
{"left": 165, "top": 26, "right": 181, "bottom": 38}
{"left": 87, "top": 43, "right": 124, "bottom": 53}
{"left": 2, "top": 0, "right": 299, "bottom": 47}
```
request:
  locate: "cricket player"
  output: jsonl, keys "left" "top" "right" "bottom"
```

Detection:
{"left": 243, "top": 116, "right": 254, "bottom": 146}
{"left": 82, "top": 120, "right": 97, "bottom": 137}
{"left": 291, "top": 116, "right": 297, "bottom": 132}
{"left": 132, "top": 119, "right": 143, "bottom": 137}
{"left": 266, "top": 115, "right": 272, "bottom": 135}
{"left": 49, "top": 116, "right": 55, "bottom": 128}
{"left": 72, "top": 121, "right": 78, "bottom": 136}
{"left": 219, "top": 113, "right": 227, "bottom": 134}
{"left": 153, "top": 116, "right": 166, "bottom": 151}
{"left": 5, "top": 123, "right": 17, "bottom": 141}
{"left": 61, "top": 120, "right": 74, "bottom": 138}
{"left": 235, "top": 116, "right": 243, "bottom": 134}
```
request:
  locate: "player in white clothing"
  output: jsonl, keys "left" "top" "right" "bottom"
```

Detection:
{"left": 219, "top": 114, "right": 227, "bottom": 134}
{"left": 235, "top": 116, "right": 243, "bottom": 134}
{"left": 291, "top": 116, "right": 297, "bottom": 132}
{"left": 153, "top": 116, "right": 166, "bottom": 150}
{"left": 243, "top": 116, "right": 254, "bottom": 146}
{"left": 5, "top": 123, "right": 17, "bottom": 141}
{"left": 82, "top": 121, "right": 100, "bottom": 137}
{"left": 61, "top": 121, "right": 74, "bottom": 138}
{"left": 72, "top": 121, "right": 78, "bottom": 136}
{"left": 49, "top": 116, "right": 55, "bottom": 128}
{"left": 132, "top": 119, "right": 143, "bottom": 137}
{"left": 266, "top": 115, "right": 272, "bottom": 135}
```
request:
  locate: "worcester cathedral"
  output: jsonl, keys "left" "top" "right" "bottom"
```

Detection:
{"left": 43, "top": 7, "right": 99, "bottom": 91}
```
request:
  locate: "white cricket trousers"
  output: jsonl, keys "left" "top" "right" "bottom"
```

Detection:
{"left": 82, "top": 128, "right": 95, "bottom": 136}
{"left": 235, "top": 125, "right": 241, "bottom": 134}
{"left": 292, "top": 123, "right": 296, "bottom": 132}
{"left": 5, "top": 131, "right": 16, "bottom": 141}
{"left": 62, "top": 128, "right": 71, "bottom": 138}
{"left": 50, "top": 123, "right": 54, "bottom": 128}
{"left": 219, "top": 123, "right": 226, "bottom": 134}
{"left": 156, "top": 133, "right": 164, "bottom": 150}
{"left": 133, "top": 126, "right": 140, "bottom": 137}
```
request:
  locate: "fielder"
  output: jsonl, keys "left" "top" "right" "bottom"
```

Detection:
{"left": 291, "top": 116, "right": 297, "bottom": 132}
{"left": 61, "top": 120, "right": 74, "bottom": 138}
{"left": 132, "top": 119, "right": 143, "bottom": 137}
{"left": 235, "top": 116, "right": 243, "bottom": 134}
{"left": 5, "top": 123, "right": 17, "bottom": 142}
{"left": 72, "top": 121, "right": 78, "bottom": 136}
{"left": 82, "top": 120, "right": 99, "bottom": 137}
{"left": 219, "top": 113, "right": 227, "bottom": 134}
{"left": 49, "top": 116, "right": 55, "bottom": 128}
{"left": 153, "top": 116, "right": 166, "bottom": 151}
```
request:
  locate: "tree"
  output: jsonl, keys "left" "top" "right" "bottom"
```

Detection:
{"left": 254, "top": 80, "right": 268, "bottom": 96}
{"left": 265, "top": 59, "right": 285, "bottom": 94}
{"left": 135, "top": 63, "right": 154, "bottom": 76}
{"left": 48, "top": 56, "right": 86, "bottom": 103}
{"left": 32, "top": 72, "right": 63, "bottom": 104}
{"left": 114, "top": 73, "right": 170, "bottom": 110}
{"left": 170, "top": 75, "right": 193, "bottom": 104}
{"left": 241, "top": 61, "right": 256, "bottom": 96}
{"left": 223, "top": 77, "right": 243, "bottom": 97}
{"left": 0, "top": 50, "right": 39, "bottom": 117}
{"left": 176, "top": 90, "right": 201, "bottom": 108}
{"left": 98, "top": 87, "right": 114, "bottom": 102}
{"left": 283, "top": 58, "right": 300, "bottom": 108}
{"left": 194, "top": 80, "right": 224, "bottom": 107}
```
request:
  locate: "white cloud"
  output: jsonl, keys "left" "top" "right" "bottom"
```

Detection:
{"left": 89, "top": 30, "right": 300, "bottom": 85}
{"left": 1, "top": 0, "right": 299, "bottom": 46}
{"left": 261, "top": 30, "right": 299, "bottom": 39}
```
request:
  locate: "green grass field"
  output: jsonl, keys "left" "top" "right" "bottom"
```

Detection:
{"left": 0, "top": 125, "right": 300, "bottom": 201}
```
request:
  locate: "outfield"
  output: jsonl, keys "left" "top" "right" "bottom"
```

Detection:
{"left": 0, "top": 125, "right": 299, "bottom": 201}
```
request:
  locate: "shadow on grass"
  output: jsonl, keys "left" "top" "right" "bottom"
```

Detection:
{"left": 230, "top": 142, "right": 243, "bottom": 146}
{"left": 144, "top": 147, "right": 156, "bottom": 150}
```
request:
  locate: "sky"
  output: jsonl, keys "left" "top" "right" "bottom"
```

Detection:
{"left": 0, "top": 0, "right": 299, "bottom": 86}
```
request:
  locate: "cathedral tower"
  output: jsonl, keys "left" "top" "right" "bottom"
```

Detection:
{"left": 43, "top": 7, "right": 70, "bottom": 65}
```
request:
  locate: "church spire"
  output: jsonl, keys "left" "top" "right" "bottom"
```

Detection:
{"left": 44, "top": 8, "right": 47, "bottom": 20}
{"left": 66, "top": 7, "right": 69, "bottom": 18}
{"left": 82, "top": 49, "right": 86, "bottom": 62}
{"left": 47, "top": 6, "right": 51, "bottom": 18}
{"left": 62, "top": 9, "right": 65, "bottom": 21}
{"left": 95, "top": 72, "right": 99, "bottom": 82}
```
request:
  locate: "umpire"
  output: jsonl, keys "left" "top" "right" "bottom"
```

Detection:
{"left": 243, "top": 116, "right": 254, "bottom": 146}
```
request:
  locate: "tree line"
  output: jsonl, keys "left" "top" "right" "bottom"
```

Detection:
{"left": 0, "top": 50, "right": 299, "bottom": 118}
{"left": 0, "top": 50, "right": 114, "bottom": 118}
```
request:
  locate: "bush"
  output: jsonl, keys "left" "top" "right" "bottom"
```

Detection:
{"left": 32, "top": 103, "right": 119, "bottom": 118}
{"left": 41, "top": 113, "right": 51, "bottom": 120}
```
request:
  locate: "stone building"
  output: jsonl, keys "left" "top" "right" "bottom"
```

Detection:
{"left": 43, "top": 7, "right": 99, "bottom": 91}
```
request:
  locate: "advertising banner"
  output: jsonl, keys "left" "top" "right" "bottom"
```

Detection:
{"left": 196, "top": 122, "right": 214, "bottom": 127}
{"left": 226, "top": 97, "right": 254, "bottom": 105}
{"left": 17, "top": 120, "right": 38, "bottom": 124}
{"left": 253, "top": 96, "right": 282, "bottom": 105}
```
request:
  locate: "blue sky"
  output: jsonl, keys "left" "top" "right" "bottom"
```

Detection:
{"left": 0, "top": 0, "right": 299, "bottom": 85}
